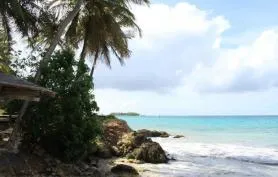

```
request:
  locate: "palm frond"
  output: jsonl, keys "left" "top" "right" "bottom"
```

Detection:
{"left": 65, "top": 12, "right": 80, "bottom": 48}
{"left": 1, "top": 14, "right": 13, "bottom": 51}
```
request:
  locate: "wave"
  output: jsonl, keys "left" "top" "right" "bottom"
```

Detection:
{"left": 152, "top": 137, "right": 278, "bottom": 166}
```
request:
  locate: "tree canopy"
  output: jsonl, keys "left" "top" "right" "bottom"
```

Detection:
{"left": 1, "top": 0, "right": 148, "bottom": 162}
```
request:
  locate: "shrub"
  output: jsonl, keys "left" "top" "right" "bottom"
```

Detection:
{"left": 21, "top": 50, "right": 100, "bottom": 162}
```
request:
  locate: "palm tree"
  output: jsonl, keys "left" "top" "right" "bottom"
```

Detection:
{"left": 10, "top": 0, "right": 149, "bottom": 149}
{"left": 32, "top": 0, "right": 148, "bottom": 79}
{"left": 60, "top": 0, "right": 148, "bottom": 77}
{"left": 1, "top": 0, "right": 149, "bottom": 79}
{"left": 66, "top": 0, "right": 145, "bottom": 77}
{"left": 0, "top": 0, "right": 63, "bottom": 65}
{"left": 0, "top": 0, "right": 72, "bottom": 149}
{"left": 9, "top": 1, "right": 84, "bottom": 148}
{"left": 0, "top": 0, "right": 43, "bottom": 50}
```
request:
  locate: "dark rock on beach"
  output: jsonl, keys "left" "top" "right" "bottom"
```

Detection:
{"left": 111, "top": 164, "right": 139, "bottom": 176}
{"left": 131, "top": 142, "right": 168, "bottom": 163}
{"left": 173, "top": 135, "right": 185, "bottom": 138}
{"left": 116, "top": 132, "right": 168, "bottom": 163}
{"left": 166, "top": 153, "right": 177, "bottom": 161}
{"left": 100, "top": 117, "right": 169, "bottom": 164}
{"left": 117, "top": 132, "right": 149, "bottom": 156}
{"left": 137, "top": 129, "right": 170, "bottom": 138}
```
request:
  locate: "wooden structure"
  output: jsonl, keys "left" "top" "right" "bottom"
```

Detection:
{"left": 0, "top": 72, "right": 55, "bottom": 102}
{"left": 0, "top": 73, "right": 55, "bottom": 151}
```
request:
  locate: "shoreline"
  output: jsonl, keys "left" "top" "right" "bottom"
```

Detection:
{"left": 0, "top": 115, "right": 173, "bottom": 177}
{"left": 96, "top": 116, "right": 184, "bottom": 176}
{"left": 119, "top": 116, "right": 278, "bottom": 177}
{"left": 1, "top": 115, "right": 278, "bottom": 176}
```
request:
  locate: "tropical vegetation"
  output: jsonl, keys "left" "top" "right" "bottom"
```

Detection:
{"left": 1, "top": 0, "right": 149, "bottom": 162}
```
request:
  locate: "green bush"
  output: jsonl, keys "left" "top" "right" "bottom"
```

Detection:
{"left": 22, "top": 50, "right": 100, "bottom": 162}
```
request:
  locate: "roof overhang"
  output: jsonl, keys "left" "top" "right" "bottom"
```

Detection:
{"left": 0, "top": 73, "right": 55, "bottom": 102}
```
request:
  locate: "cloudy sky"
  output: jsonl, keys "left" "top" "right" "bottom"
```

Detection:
{"left": 93, "top": 0, "right": 278, "bottom": 115}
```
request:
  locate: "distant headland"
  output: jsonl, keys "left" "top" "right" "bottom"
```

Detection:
{"left": 110, "top": 112, "right": 140, "bottom": 116}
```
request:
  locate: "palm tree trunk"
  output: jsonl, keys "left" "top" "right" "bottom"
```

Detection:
{"left": 76, "top": 39, "right": 87, "bottom": 78}
{"left": 90, "top": 58, "right": 97, "bottom": 78}
{"left": 34, "top": 0, "right": 84, "bottom": 82}
{"left": 8, "top": 0, "right": 84, "bottom": 151}
{"left": 89, "top": 50, "right": 99, "bottom": 78}
{"left": 79, "top": 36, "right": 87, "bottom": 64}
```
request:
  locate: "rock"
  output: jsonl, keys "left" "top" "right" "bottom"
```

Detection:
{"left": 95, "top": 140, "right": 112, "bottom": 158}
{"left": 114, "top": 130, "right": 168, "bottom": 164}
{"left": 173, "top": 135, "right": 184, "bottom": 138}
{"left": 137, "top": 129, "right": 170, "bottom": 138}
{"left": 131, "top": 142, "right": 168, "bottom": 164}
{"left": 102, "top": 118, "right": 132, "bottom": 146}
{"left": 111, "top": 164, "right": 139, "bottom": 176}
{"left": 111, "top": 145, "right": 121, "bottom": 156}
{"left": 167, "top": 153, "right": 177, "bottom": 161}
{"left": 117, "top": 132, "right": 149, "bottom": 156}
{"left": 132, "top": 132, "right": 148, "bottom": 146}
{"left": 100, "top": 117, "right": 168, "bottom": 164}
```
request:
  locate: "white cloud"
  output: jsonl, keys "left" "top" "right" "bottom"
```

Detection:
{"left": 133, "top": 3, "right": 211, "bottom": 37}
{"left": 188, "top": 29, "right": 278, "bottom": 92}
{"left": 94, "top": 2, "right": 230, "bottom": 91}
{"left": 94, "top": 2, "right": 278, "bottom": 94}
{"left": 93, "top": 1, "right": 278, "bottom": 114}
{"left": 131, "top": 3, "right": 229, "bottom": 49}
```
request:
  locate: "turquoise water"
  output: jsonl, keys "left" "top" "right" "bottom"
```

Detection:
{"left": 119, "top": 115, "right": 278, "bottom": 177}
{"left": 119, "top": 115, "right": 278, "bottom": 147}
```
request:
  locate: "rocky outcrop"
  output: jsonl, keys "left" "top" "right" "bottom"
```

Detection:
{"left": 137, "top": 129, "right": 170, "bottom": 138}
{"left": 100, "top": 117, "right": 169, "bottom": 164}
{"left": 173, "top": 135, "right": 184, "bottom": 138}
{"left": 111, "top": 164, "right": 139, "bottom": 176}
{"left": 117, "top": 132, "right": 149, "bottom": 156}
{"left": 95, "top": 117, "right": 132, "bottom": 158}
{"left": 116, "top": 132, "right": 168, "bottom": 164}
{"left": 0, "top": 116, "right": 171, "bottom": 177}
{"left": 129, "top": 142, "right": 168, "bottom": 163}
{"left": 102, "top": 117, "right": 132, "bottom": 146}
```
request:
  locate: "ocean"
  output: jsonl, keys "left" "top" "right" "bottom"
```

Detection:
{"left": 119, "top": 115, "right": 278, "bottom": 177}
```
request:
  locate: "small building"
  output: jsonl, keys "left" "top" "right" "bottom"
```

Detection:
{"left": 0, "top": 72, "right": 55, "bottom": 150}
{"left": 0, "top": 72, "right": 55, "bottom": 102}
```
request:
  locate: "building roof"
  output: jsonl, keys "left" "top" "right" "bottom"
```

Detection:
{"left": 0, "top": 72, "right": 55, "bottom": 101}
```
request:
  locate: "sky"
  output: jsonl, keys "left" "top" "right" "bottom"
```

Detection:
{"left": 93, "top": 0, "right": 278, "bottom": 115}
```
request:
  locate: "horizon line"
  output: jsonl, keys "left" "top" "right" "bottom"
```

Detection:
{"left": 131, "top": 114, "right": 278, "bottom": 117}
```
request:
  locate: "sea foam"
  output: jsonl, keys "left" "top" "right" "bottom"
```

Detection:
{"left": 153, "top": 137, "right": 278, "bottom": 165}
